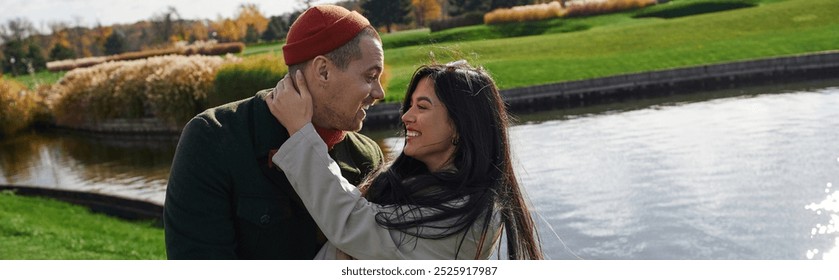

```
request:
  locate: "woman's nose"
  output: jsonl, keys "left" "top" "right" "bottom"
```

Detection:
{"left": 401, "top": 108, "right": 414, "bottom": 124}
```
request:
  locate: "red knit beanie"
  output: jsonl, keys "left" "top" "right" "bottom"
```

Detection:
{"left": 283, "top": 5, "right": 371, "bottom": 66}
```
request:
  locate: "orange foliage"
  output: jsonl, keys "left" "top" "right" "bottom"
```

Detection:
{"left": 412, "top": 0, "right": 443, "bottom": 26}
{"left": 235, "top": 4, "right": 270, "bottom": 37}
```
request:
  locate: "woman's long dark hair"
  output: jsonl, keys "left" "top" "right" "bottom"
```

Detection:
{"left": 359, "top": 61, "right": 543, "bottom": 260}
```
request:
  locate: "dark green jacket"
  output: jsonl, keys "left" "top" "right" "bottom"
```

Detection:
{"left": 164, "top": 90, "right": 384, "bottom": 259}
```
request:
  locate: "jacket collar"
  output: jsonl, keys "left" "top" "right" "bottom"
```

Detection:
{"left": 250, "top": 89, "right": 363, "bottom": 184}
{"left": 250, "top": 89, "right": 290, "bottom": 160}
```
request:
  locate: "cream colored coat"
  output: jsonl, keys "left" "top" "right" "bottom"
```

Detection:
{"left": 273, "top": 123, "right": 500, "bottom": 259}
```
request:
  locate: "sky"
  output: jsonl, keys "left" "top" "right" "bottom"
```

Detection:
{"left": 1, "top": 0, "right": 341, "bottom": 33}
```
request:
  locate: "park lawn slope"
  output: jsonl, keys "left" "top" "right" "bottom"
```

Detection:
{"left": 382, "top": 0, "right": 839, "bottom": 101}
{"left": 0, "top": 192, "right": 165, "bottom": 259}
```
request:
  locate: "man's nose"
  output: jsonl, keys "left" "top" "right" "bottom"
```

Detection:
{"left": 372, "top": 81, "right": 385, "bottom": 100}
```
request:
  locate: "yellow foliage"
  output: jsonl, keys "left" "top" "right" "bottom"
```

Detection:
{"left": 0, "top": 78, "right": 40, "bottom": 136}
{"left": 185, "top": 21, "right": 210, "bottom": 42}
{"left": 412, "top": 0, "right": 443, "bottom": 26}
{"left": 235, "top": 3, "right": 270, "bottom": 36}
{"left": 212, "top": 18, "right": 241, "bottom": 42}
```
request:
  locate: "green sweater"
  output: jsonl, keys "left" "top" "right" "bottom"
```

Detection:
{"left": 163, "top": 90, "right": 384, "bottom": 259}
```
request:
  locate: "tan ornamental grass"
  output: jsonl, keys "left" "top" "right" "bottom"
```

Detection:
{"left": 51, "top": 55, "right": 237, "bottom": 129}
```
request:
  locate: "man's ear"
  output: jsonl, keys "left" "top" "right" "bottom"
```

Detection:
{"left": 312, "top": 55, "right": 330, "bottom": 82}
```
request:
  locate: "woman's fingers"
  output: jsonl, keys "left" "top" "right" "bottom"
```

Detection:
{"left": 295, "top": 70, "right": 310, "bottom": 100}
{"left": 265, "top": 71, "right": 312, "bottom": 136}
{"left": 293, "top": 70, "right": 313, "bottom": 121}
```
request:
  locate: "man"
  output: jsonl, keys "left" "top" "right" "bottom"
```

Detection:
{"left": 164, "top": 5, "right": 385, "bottom": 259}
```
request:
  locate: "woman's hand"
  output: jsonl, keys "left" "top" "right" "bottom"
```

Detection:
{"left": 265, "top": 70, "right": 313, "bottom": 136}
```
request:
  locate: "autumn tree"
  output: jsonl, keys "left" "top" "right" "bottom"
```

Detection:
{"left": 361, "top": 0, "right": 412, "bottom": 33}
{"left": 297, "top": 0, "right": 316, "bottom": 9}
{"left": 47, "top": 22, "right": 75, "bottom": 60}
{"left": 490, "top": 0, "right": 532, "bottom": 9}
{"left": 49, "top": 43, "right": 75, "bottom": 61}
{"left": 89, "top": 22, "right": 111, "bottom": 56}
{"left": 211, "top": 18, "right": 240, "bottom": 42}
{"left": 412, "top": 0, "right": 442, "bottom": 27}
{"left": 235, "top": 4, "right": 269, "bottom": 43}
{"left": 150, "top": 6, "right": 183, "bottom": 46}
{"left": 193, "top": 21, "right": 211, "bottom": 42}
{"left": 447, "top": 0, "right": 489, "bottom": 16}
{"left": 26, "top": 43, "right": 46, "bottom": 71}
{"left": 1, "top": 18, "right": 44, "bottom": 75}
{"left": 104, "top": 31, "right": 125, "bottom": 55}
{"left": 334, "top": 0, "right": 362, "bottom": 11}
{"left": 262, "top": 16, "right": 287, "bottom": 42}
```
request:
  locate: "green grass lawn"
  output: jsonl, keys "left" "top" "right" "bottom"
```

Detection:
{"left": 381, "top": 0, "right": 839, "bottom": 101}
{"left": 0, "top": 191, "right": 165, "bottom": 259}
{"left": 242, "top": 41, "right": 286, "bottom": 57}
{"left": 8, "top": 0, "right": 837, "bottom": 103}
{"left": 8, "top": 70, "right": 65, "bottom": 89}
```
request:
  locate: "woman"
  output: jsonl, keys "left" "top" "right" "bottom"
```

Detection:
{"left": 267, "top": 61, "right": 542, "bottom": 259}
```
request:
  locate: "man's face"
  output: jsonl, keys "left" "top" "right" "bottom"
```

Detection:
{"left": 311, "top": 35, "right": 385, "bottom": 132}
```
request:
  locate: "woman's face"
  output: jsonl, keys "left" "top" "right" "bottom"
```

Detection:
{"left": 401, "top": 77, "right": 457, "bottom": 172}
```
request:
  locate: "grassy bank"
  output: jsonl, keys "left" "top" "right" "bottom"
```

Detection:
{"left": 0, "top": 191, "right": 165, "bottom": 259}
{"left": 383, "top": 0, "right": 839, "bottom": 101}
{"left": 7, "top": 71, "right": 65, "bottom": 89}
{"left": 7, "top": 0, "right": 837, "bottom": 104}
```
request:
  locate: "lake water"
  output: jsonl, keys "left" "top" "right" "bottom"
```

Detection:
{"left": 2, "top": 79, "right": 837, "bottom": 259}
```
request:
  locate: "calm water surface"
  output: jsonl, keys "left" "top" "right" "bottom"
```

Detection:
{"left": 2, "top": 80, "right": 837, "bottom": 259}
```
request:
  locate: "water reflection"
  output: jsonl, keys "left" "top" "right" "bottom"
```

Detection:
{"left": 0, "top": 133, "right": 45, "bottom": 183}
{"left": 374, "top": 80, "right": 839, "bottom": 259}
{"left": 0, "top": 131, "right": 177, "bottom": 204}
{"left": 805, "top": 181, "right": 838, "bottom": 260}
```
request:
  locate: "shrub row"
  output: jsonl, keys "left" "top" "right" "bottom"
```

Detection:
{"left": 46, "top": 41, "right": 245, "bottom": 72}
{"left": 51, "top": 55, "right": 235, "bottom": 129}
{"left": 565, "top": 0, "right": 658, "bottom": 18}
{"left": 212, "top": 54, "right": 287, "bottom": 108}
{"left": 0, "top": 78, "right": 47, "bottom": 136}
{"left": 429, "top": 12, "right": 485, "bottom": 32}
{"left": 484, "top": 0, "right": 658, "bottom": 24}
{"left": 634, "top": 0, "right": 758, "bottom": 19}
{"left": 484, "top": 1, "right": 565, "bottom": 24}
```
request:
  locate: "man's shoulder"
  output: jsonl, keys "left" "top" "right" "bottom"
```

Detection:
{"left": 194, "top": 96, "right": 257, "bottom": 127}
{"left": 342, "top": 131, "right": 384, "bottom": 163}
{"left": 344, "top": 131, "right": 380, "bottom": 151}
{"left": 177, "top": 93, "right": 267, "bottom": 150}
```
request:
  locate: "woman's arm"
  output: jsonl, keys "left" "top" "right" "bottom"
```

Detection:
{"left": 273, "top": 124, "right": 493, "bottom": 259}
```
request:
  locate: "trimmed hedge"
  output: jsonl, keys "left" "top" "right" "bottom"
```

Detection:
{"left": 484, "top": 1, "right": 565, "bottom": 24}
{"left": 46, "top": 42, "right": 245, "bottom": 72}
{"left": 634, "top": 0, "right": 758, "bottom": 19}
{"left": 564, "top": 0, "right": 657, "bottom": 18}
{"left": 429, "top": 12, "right": 485, "bottom": 32}
{"left": 381, "top": 19, "right": 589, "bottom": 50}
{"left": 212, "top": 54, "right": 287, "bottom": 108}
